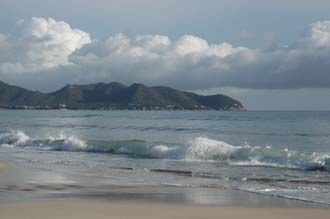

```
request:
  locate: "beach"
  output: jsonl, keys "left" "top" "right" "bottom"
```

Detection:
{"left": 1, "top": 0, "right": 330, "bottom": 217}
{"left": 1, "top": 159, "right": 330, "bottom": 219}
{"left": 1, "top": 111, "right": 330, "bottom": 218}
{"left": 1, "top": 200, "right": 330, "bottom": 219}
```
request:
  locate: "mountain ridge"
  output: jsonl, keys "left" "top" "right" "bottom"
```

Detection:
{"left": 0, "top": 80, "right": 244, "bottom": 110}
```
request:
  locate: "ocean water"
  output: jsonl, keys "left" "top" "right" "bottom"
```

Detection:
{"left": 0, "top": 110, "right": 330, "bottom": 205}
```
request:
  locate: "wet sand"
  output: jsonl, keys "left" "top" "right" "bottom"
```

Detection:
{"left": 0, "top": 200, "right": 330, "bottom": 219}
{"left": 1, "top": 159, "right": 329, "bottom": 219}
{"left": 0, "top": 162, "right": 7, "bottom": 177}
{"left": 0, "top": 159, "right": 329, "bottom": 208}
{"left": 0, "top": 162, "right": 6, "bottom": 168}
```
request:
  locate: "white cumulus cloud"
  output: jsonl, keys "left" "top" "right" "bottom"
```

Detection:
{"left": 308, "top": 21, "right": 330, "bottom": 47}
{"left": 0, "top": 17, "right": 91, "bottom": 73}
{"left": 0, "top": 17, "right": 330, "bottom": 91}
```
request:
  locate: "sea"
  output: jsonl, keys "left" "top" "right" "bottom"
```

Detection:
{"left": 0, "top": 110, "right": 330, "bottom": 206}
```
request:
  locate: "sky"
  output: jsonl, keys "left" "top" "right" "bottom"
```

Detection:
{"left": 0, "top": 0, "right": 330, "bottom": 110}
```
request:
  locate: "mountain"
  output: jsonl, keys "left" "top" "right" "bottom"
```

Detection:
{"left": 0, "top": 80, "right": 53, "bottom": 107}
{"left": 0, "top": 80, "right": 244, "bottom": 110}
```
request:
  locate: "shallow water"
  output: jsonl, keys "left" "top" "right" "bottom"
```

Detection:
{"left": 0, "top": 110, "right": 330, "bottom": 205}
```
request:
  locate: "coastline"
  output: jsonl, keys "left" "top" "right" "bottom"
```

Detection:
{"left": 1, "top": 152, "right": 330, "bottom": 209}
{"left": 1, "top": 110, "right": 330, "bottom": 218}
{"left": 1, "top": 200, "right": 330, "bottom": 219}
{"left": 0, "top": 159, "right": 328, "bottom": 208}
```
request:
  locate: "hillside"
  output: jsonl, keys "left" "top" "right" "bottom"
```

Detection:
{"left": 0, "top": 81, "right": 244, "bottom": 110}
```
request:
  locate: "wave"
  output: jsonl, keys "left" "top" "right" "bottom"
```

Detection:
{"left": 0, "top": 130, "right": 88, "bottom": 151}
{"left": 1, "top": 130, "right": 330, "bottom": 172}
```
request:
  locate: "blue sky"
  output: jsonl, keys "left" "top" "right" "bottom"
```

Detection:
{"left": 2, "top": 0, "right": 330, "bottom": 47}
{"left": 0, "top": 0, "right": 330, "bottom": 110}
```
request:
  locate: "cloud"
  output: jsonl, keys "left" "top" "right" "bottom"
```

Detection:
{"left": 0, "top": 17, "right": 330, "bottom": 91}
{"left": 0, "top": 17, "right": 91, "bottom": 73}
{"left": 307, "top": 20, "right": 330, "bottom": 47}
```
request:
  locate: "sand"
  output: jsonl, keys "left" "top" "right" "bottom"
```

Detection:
{"left": 0, "top": 160, "right": 329, "bottom": 218}
{"left": 0, "top": 162, "right": 6, "bottom": 168}
{"left": 0, "top": 162, "right": 7, "bottom": 177}
{"left": 0, "top": 200, "right": 329, "bottom": 219}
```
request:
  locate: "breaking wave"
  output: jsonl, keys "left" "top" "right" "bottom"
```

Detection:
{"left": 1, "top": 130, "right": 330, "bottom": 172}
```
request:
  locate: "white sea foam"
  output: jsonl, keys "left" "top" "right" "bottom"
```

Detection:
{"left": 0, "top": 130, "right": 88, "bottom": 152}
{"left": 1, "top": 130, "right": 330, "bottom": 171}
{"left": 0, "top": 130, "right": 30, "bottom": 147}
{"left": 184, "top": 136, "right": 238, "bottom": 160}
{"left": 145, "top": 137, "right": 238, "bottom": 160}
{"left": 45, "top": 132, "right": 88, "bottom": 151}
{"left": 148, "top": 145, "right": 178, "bottom": 158}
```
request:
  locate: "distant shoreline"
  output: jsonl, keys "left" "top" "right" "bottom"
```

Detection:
{"left": 0, "top": 107, "right": 246, "bottom": 111}
{"left": 0, "top": 81, "right": 244, "bottom": 111}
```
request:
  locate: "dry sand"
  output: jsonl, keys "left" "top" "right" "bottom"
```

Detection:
{"left": 0, "top": 200, "right": 329, "bottom": 219}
